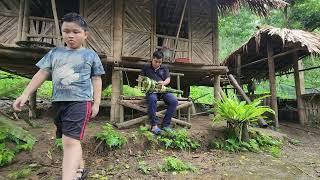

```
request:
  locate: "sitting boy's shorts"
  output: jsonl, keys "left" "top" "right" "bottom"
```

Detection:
{"left": 53, "top": 101, "right": 92, "bottom": 140}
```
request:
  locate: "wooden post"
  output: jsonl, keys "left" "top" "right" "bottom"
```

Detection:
{"left": 21, "top": 0, "right": 30, "bottom": 41}
{"left": 298, "top": 61, "right": 305, "bottom": 94}
{"left": 293, "top": 52, "right": 306, "bottom": 125}
{"left": 267, "top": 39, "right": 279, "bottom": 128}
{"left": 236, "top": 54, "right": 241, "bottom": 87}
{"left": 177, "top": 75, "right": 181, "bottom": 119}
{"left": 16, "top": 0, "right": 25, "bottom": 42}
{"left": 188, "top": 0, "right": 192, "bottom": 60}
{"left": 111, "top": 0, "right": 124, "bottom": 123}
{"left": 212, "top": 0, "right": 220, "bottom": 101}
{"left": 151, "top": 0, "right": 156, "bottom": 57}
{"left": 28, "top": 91, "right": 37, "bottom": 119}
{"left": 51, "top": 0, "right": 61, "bottom": 46}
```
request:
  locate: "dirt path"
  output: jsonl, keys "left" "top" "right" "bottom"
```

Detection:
{"left": 0, "top": 109, "right": 320, "bottom": 179}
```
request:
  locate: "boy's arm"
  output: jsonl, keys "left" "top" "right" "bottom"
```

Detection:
{"left": 13, "top": 69, "right": 50, "bottom": 111}
{"left": 91, "top": 75, "right": 102, "bottom": 118}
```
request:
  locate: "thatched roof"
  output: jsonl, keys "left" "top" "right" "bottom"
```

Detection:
{"left": 218, "top": 0, "right": 289, "bottom": 16}
{"left": 222, "top": 26, "right": 320, "bottom": 83}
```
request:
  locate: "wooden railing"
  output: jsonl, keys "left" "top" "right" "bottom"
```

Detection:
{"left": 26, "top": 16, "right": 62, "bottom": 46}
{"left": 155, "top": 34, "right": 190, "bottom": 62}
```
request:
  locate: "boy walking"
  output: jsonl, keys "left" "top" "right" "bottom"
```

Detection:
{"left": 13, "top": 13, "right": 105, "bottom": 180}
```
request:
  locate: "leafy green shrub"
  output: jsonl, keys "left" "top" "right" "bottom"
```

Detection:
{"left": 138, "top": 160, "right": 151, "bottom": 174}
{"left": 0, "top": 143, "right": 15, "bottom": 166}
{"left": 7, "top": 168, "right": 31, "bottom": 179}
{"left": 95, "top": 123, "right": 127, "bottom": 149}
{"left": 54, "top": 138, "right": 63, "bottom": 150}
{"left": 137, "top": 126, "right": 200, "bottom": 150}
{"left": 158, "top": 129, "right": 200, "bottom": 150}
{"left": 161, "top": 156, "right": 196, "bottom": 173}
{"left": 210, "top": 130, "right": 282, "bottom": 157}
{"left": 0, "top": 117, "right": 36, "bottom": 166}
{"left": 137, "top": 126, "right": 156, "bottom": 143}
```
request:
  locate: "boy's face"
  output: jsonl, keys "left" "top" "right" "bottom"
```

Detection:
{"left": 151, "top": 58, "right": 162, "bottom": 69}
{"left": 61, "top": 22, "right": 88, "bottom": 49}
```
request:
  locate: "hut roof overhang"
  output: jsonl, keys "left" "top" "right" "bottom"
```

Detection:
{"left": 217, "top": 0, "right": 288, "bottom": 16}
{"left": 221, "top": 26, "right": 320, "bottom": 83}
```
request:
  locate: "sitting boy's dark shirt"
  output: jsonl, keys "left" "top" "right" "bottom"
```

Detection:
{"left": 140, "top": 64, "right": 170, "bottom": 81}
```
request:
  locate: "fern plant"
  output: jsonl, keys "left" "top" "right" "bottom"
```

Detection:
{"left": 95, "top": 123, "right": 127, "bottom": 149}
{"left": 161, "top": 156, "right": 197, "bottom": 173}
{"left": 0, "top": 116, "right": 36, "bottom": 166}
{"left": 213, "top": 94, "right": 274, "bottom": 141}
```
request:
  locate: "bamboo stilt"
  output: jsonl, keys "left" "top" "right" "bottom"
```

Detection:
{"left": 293, "top": 52, "right": 306, "bottom": 125}
{"left": 111, "top": 0, "right": 124, "bottom": 123}
{"left": 21, "top": 0, "right": 30, "bottom": 41}
{"left": 16, "top": 0, "right": 25, "bottom": 42}
{"left": 51, "top": 0, "right": 61, "bottom": 46}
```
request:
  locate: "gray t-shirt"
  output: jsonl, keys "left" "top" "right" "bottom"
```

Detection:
{"left": 36, "top": 47, "right": 105, "bottom": 101}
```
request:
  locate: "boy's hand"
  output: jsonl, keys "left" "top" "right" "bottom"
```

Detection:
{"left": 91, "top": 104, "right": 99, "bottom": 118}
{"left": 12, "top": 95, "right": 29, "bottom": 111}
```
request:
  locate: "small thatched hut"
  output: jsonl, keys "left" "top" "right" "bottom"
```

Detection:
{"left": 222, "top": 26, "right": 320, "bottom": 127}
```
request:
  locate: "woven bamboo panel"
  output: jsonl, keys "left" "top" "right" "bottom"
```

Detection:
{"left": 190, "top": 0, "right": 213, "bottom": 64}
{"left": 84, "top": 0, "right": 112, "bottom": 55}
{"left": 192, "top": 42, "right": 213, "bottom": 64}
{"left": 0, "top": 15, "right": 18, "bottom": 44}
{"left": 124, "top": 0, "right": 151, "bottom": 31}
{"left": 0, "top": 0, "right": 19, "bottom": 12}
{"left": 123, "top": 0, "right": 152, "bottom": 58}
{"left": 123, "top": 32, "right": 150, "bottom": 58}
{"left": 191, "top": 0, "right": 212, "bottom": 42}
{"left": 0, "top": 0, "right": 19, "bottom": 44}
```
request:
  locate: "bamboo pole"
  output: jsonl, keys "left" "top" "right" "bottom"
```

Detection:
{"left": 267, "top": 39, "right": 279, "bottom": 128}
{"left": 173, "top": 0, "right": 188, "bottom": 59}
{"left": 16, "top": 0, "right": 25, "bottom": 42}
{"left": 212, "top": 0, "right": 220, "bottom": 101}
{"left": 51, "top": 0, "right": 61, "bottom": 46}
{"left": 188, "top": 0, "right": 192, "bottom": 61}
{"left": 111, "top": 0, "right": 124, "bottom": 123}
{"left": 236, "top": 54, "right": 241, "bottom": 87}
{"left": 21, "top": 0, "right": 30, "bottom": 41}
{"left": 293, "top": 52, "right": 306, "bottom": 125}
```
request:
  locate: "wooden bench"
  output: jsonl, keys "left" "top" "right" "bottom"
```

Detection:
{"left": 113, "top": 67, "right": 192, "bottom": 129}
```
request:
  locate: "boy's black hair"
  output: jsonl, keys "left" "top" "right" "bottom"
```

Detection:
{"left": 152, "top": 50, "right": 164, "bottom": 60}
{"left": 62, "top": 12, "right": 88, "bottom": 31}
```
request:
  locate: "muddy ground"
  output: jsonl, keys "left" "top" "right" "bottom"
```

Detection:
{"left": 0, "top": 101, "right": 320, "bottom": 180}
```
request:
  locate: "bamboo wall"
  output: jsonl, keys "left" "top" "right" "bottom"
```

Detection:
{"left": 190, "top": 0, "right": 213, "bottom": 64}
{"left": 0, "top": 0, "right": 216, "bottom": 65}
{"left": 302, "top": 94, "right": 320, "bottom": 126}
{"left": 121, "top": 0, "right": 215, "bottom": 64}
{"left": 82, "top": 0, "right": 113, "bottom": 56}
{"left": 123, "top": 0, "right": 152, "bottom": 58}
{"left": 0, "top": 0, "right": 19, "bottom": 45}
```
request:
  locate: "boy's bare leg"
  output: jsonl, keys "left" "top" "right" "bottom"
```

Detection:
{"left": 62, "top": 135, "right": 82, "bottom": 180}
